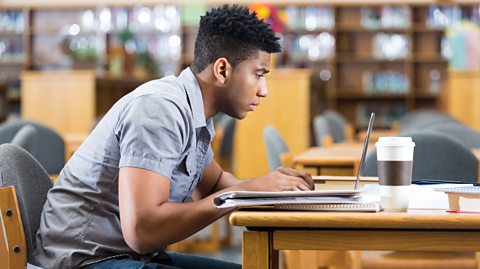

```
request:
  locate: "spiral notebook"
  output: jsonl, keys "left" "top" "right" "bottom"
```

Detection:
{"left": 214, "top": 187, "right": 381, "bottom": 212}
{"left": 273, "top": 202, "right": 381, "bottom": 212}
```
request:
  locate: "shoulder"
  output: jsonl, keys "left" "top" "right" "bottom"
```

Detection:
{"left": 126, "top": 76, "right": 191, "bottom": 116}
{"left": 135, "top": 76, "right": 187, "bottom": 102}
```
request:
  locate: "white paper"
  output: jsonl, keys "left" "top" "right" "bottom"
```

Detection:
{"left": 214, "top": 187, "right": 376, "bottom": 209}
{"left": 408, "top": 184, "right": 473, "bottom": 210}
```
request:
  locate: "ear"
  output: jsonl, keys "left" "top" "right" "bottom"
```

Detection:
{"left": 213, "top": 57, "right": 231, "bottom": 84}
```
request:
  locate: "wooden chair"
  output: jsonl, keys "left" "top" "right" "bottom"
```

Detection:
{"left": 0, "top": 185, "right": 27, "bottom": 269}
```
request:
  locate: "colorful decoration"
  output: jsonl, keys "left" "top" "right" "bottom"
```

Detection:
{"left": 249, "top": 4, "right": 285, "bottom": 33}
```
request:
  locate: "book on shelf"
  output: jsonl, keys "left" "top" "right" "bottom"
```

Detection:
{"left": 213, "top": 189, "right": 380, "bottom": 212}
{"left": 435, "top": 186, "right": 480, "bottom": 213}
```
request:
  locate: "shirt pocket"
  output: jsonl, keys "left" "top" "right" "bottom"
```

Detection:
{"left": 185, "top": 151, "right": 197, "bottom": 177}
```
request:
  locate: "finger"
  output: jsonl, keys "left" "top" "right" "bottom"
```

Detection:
{"left": 277, "top": 167, "right": 298, "bottom": 177}
{"left": 300, "top": 173, "right": 314, "bottom": 190}
{"left": 294, "top": 171, "right": 314, "bottom": 190}
{"left": 278, "top": 168, "right": 314, "bottom": 190}
{"left": 296, "top": 182, "right": 310, "bottom": 191}
{"left": 285, "top": 175, "right": 311, "bottom": 191}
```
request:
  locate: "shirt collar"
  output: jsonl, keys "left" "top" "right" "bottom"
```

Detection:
{"left": 178, "top": 68, "right": 215, "bottom": 135}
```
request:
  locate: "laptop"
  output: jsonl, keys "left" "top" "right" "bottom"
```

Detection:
{"left": 312, "top": 112, "right": 376, "bottom": 191}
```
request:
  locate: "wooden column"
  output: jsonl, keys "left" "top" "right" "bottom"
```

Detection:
{"left": 21, "top": 70, "right": 96, "bottom": 136}
{"left": 447, "top": 70, "right": 480, "bottom": 131}
{"left": 233, "top": 69, "right": 310, "bottom": 178}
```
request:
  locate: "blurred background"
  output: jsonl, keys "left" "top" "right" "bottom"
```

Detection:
{"left": 1, "top": 0, "right": 480, "bottom": 268}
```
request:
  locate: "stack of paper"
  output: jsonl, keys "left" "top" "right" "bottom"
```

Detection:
{"left": 214, "top": 189, "right": 381, "bottom": 212}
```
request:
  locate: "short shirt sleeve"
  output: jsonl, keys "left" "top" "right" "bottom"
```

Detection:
{"left": 116, "top": 94, "right": 191, "bottom": 179}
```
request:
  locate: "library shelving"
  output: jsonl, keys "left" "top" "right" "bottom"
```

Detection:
{"left": 0, "top": 1, "right": 479, "bottom": 132}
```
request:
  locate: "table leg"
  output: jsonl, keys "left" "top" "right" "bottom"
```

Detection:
{"left": 243, "top": 230, "right": 278, "bottom": 269}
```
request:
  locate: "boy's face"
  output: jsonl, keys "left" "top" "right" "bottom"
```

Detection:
{"left": 221, "top": 51, "right": 270, "bottom": 119}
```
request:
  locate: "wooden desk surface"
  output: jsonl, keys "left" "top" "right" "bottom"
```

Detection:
{"left": 229, "top": 209, "right": 480, "bottom": 230}
{"left": 293, "top": 143, "right": 368, "bottom": 176}
{"left": 293, "top": 143, "right": 366, "bottom": 166}
{"left": 295, "top": 145, "right": 480, "bottom": 179}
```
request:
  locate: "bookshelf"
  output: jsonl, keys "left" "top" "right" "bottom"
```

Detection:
{"left": 0, "top": 4, "right": 185, "bottom": 117}
{"left": 274, "top": 3, "right": 478, "bottom": 132}
{"left": 0, "top": 1, "right": 478, "bottom": 132}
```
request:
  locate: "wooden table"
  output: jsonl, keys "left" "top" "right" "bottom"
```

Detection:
{"left": 293, "top": 143, "right": 368, "bottom": 176}
{"left": 229, "top": 209, "right": 480, "bottom": 269}
{"left": 313, "top": 175, "right": 378, "bottom": 190}
{"left": 296, "top": 144, "right": 480, "bottom": 178}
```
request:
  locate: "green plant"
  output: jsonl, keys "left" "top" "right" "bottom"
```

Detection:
{"left": 135, "top": 51, "right": 158, "bottom": 76}
{"left": 70, "top": 47, "right": 98, "bottom": 61}
{"left": 118, "top": 28, "right": 134, "bottom": 45}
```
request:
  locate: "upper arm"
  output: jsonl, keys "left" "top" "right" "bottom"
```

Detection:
{"left": 117, "top": 94, "right": 189, "bottom": 180}
{"left": 118, "top": 167, "right": 170, "bottom": 249}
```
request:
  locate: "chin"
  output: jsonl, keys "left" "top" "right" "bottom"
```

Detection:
{"left": 235, "top": 111, "right": 248, "bottom": 120}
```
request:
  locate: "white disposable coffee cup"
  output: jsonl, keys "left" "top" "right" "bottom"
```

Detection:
{"left": 376, "top": 137, "right": 415, "bottom": 212}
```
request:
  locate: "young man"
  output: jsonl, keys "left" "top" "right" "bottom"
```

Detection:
{"left": 32, "top": 5, "right": 313, "bottom": 269}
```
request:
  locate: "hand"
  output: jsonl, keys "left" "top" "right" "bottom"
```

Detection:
{"left": 238, "top": 167, "right": 314, "bottom": 192}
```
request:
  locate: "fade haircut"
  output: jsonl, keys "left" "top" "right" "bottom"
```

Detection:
{"left": 191, "top": 5, "right": 281, "bottom": 73}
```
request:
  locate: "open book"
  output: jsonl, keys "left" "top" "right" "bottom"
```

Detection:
{"left": 214, "top": 189, "right": 380, "bottom": 212}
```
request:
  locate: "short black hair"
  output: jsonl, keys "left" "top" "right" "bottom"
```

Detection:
{"left": 191, "top": 5, "right": 281, "bottom": 73}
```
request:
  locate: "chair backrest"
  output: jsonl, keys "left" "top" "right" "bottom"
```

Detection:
{"left": 212, "top": 114, "right": 236, "bottom": 172}
{"left": 216, "top": 114, "right": 236, "bottom": 159}
{"left": 10, "top": 125, "right": 37, "bottom": 155}
{"left": 313, "top": 115, "right": 333, "bottom": 147}
{"left": 0, "top": 120, "right": 64, "bottom": 174}
{"left": 263, "top": 125, "right": 289, "bottom": 171}
{"left": 428, "top": 123, "right": 480, "bottom": 148}
{"left": 396, "top": 109, "right": 458, "bottom": 133}
{"left": 364, "top": 132, "right": 478, "bottom": 182}
{"left": 324, "top": 110, "right": 347, "bottom": 143}
{"left": 0, "top": 144, "right": 53, "bottom": 264}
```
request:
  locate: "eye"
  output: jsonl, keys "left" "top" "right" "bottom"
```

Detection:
{"left": 256, "top": 74, "right": 264, "bottom": 78}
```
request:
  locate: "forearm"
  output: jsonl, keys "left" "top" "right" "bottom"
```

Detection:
{"left": 129, "top": 189, "right": 234, "bottom": 253}
{"left": 212, "top": 171, "right": 242, "bottom": 192}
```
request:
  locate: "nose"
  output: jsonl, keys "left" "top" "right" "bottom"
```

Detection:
{"left": 257, "top": 77, "right": 268, "bottom": 97}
